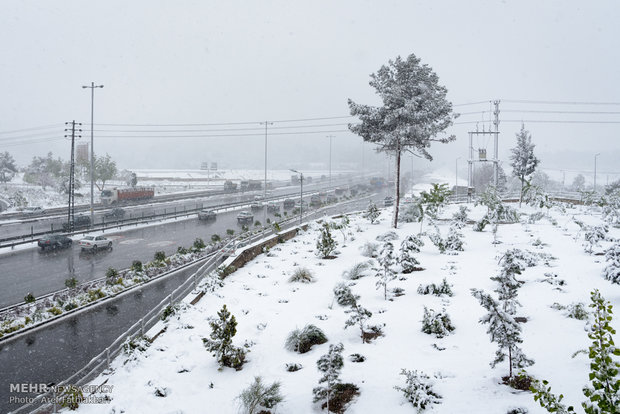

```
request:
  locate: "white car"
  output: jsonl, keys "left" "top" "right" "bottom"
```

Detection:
{"left": 79, "top": 235, "right": 112, "bottom": 252}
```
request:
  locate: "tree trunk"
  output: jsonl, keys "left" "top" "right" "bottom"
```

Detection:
{"left": 392, "top": 148, "right": 401, "bottom": 228}
{"left": 519, "top": 177, "right": 524, "bottom": 208}
{"left": 508, "top": 346, "right": 513, "bottom": 378}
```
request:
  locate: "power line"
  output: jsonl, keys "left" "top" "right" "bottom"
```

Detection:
{"left": 502, "top": 99, "right": 620, "bottom": 106}
{"left": 91, "top": 129, "right": 352, "bottom": 139}
{"left": 452, "top": 100, "right": 492, "bottom": 107}
{"left": 0, "top": 124, "right": 64, "bottom": 135}
{"left": 89, "top": 115, "right": 355, "bottom": 128}
{"left": 92, "top": 122, "right": 350, "bottom": 134}
{"left": 503, "top": 109, "right": 620, "bottom": 115}
{"left": 502, "top": 119, "right": 620, "bottom": 124}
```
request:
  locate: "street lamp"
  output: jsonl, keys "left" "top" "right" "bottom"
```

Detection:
{"left": 290, "top": 169, "right": 303, "bottom": 225}
{"left": 594, "top": 153, "right": 600, "bottom": 192}
{"left": 82, "top": 82, "right": 104, "bottom": 226}
{"left": 455, "top": 157, "right": 461, "bottom": 201}
{"left": 260, "top": 121, "right": 273, "bottom": 227}
{"left": 327, "top": 135, "right": 334, "bottom": 188}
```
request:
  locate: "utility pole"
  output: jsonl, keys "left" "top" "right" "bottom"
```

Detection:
{"left": 82, "top": 82, "right": 104, "bottom": 227}
{"left": 65, "top": 121, "right": 82, "bottom": 233}
{"left": 455, "top": 157, "right": 460, "bottom": 201}
{"left": 492, "top": 100, "right": 500, "bottom": 187}
{"left": 326, "top": 135, "right": 335, "bottom": 188}
{"left": 594, "top": 153, "right": 600, "bottom": 192}
{"left": 260, "top": 121, "right": 273, "bottom": 227}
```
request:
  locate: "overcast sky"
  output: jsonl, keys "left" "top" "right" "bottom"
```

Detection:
{"left": 1, "top": 0, "right": 619, "bottom": 179}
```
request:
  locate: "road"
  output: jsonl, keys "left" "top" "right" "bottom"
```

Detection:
{"left": 0, "top": 190, "right": 385, "bottom": 413}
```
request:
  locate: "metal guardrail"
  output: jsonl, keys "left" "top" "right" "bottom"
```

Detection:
{"left": 11, "top": 194, "right": 368, "bottom": 414}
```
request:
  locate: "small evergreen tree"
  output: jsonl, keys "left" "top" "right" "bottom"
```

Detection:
{"left": 583, "top": 224, "right": 609, "bottom": 254}
{"left": 399, "top": 234, "right": 424, "bottom": 273}
{"left": 603, "top": 243, "right": 620, "bottom": 284}
{"left": 491, "top": 251, "right": 526, "bottom": 315}
{"left": 202, "top": 304, "right": 246, "bottom": 370}
{"left": 421, "top": 307, "right": 455, "bottom": 338}
{"left": 316, "top": 222, "right": 338, "bottom": 259}
{"left": 313, "top": 343, "right": 345, "bottom": 412}
{"left": 237, "top": 376, "right": 284, "bottom": 414}
{"left": 365, "top": 201, "right": 380, "bottom": 224}
{"left": 451, "top": 205, "right": 469, "bottom": 229}
{"left": 394, "top": 369, "right": 442, "bottom": 410}
{"left": 375, "top": 242, "right": 396, "bottom": 299}
{"left": 344, "top": 303, "right": 373, "bottom": 343}
{"left": 582, "top": 289, "right": 620, "bottom": 413}
{"left": 471, "top": 289, "right": 534, "bottom": 379}
{"left": 510, "top": 124, "right": 539, "bottom": 207}
{"left": 331, "top": 215, "right": 350, "bottom": 243}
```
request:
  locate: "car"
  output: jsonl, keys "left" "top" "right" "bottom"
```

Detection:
{"left": 79, "top": 235, "right": 112, "bottom": 252}
{"left": 266, "top": 202, "right": 280, "bottom": 213}
{"left": 253, "top": 195, "right": 264, "bottom": 202}
{"left": 237, "top": 211, "right": 254, "bottom": 224}
{"left": 283, "top": 199, "right": 295, "bottom": 209}
{"left": 38, "top": 234, "right": 72, "bottom": 251}
{"left": 22, "top": 206, "right": 43, "bottom": 216}
{"left": 220, "top": 240, "right": 249, "bottom": 257}
{"left": 198, "top": 209, "right": 217, "bottom": 221}
{"left": 250, "top": 202, "right": 264, "bottom": 211}
{"left": 104, "top": 207, "right": 125, "bottom": 219}
{"left": 326, "top": 194, "right": 338, "bottom": 203}
{"left": 62, "top": 215, "right": 91, "bottom": 232}
{"left": 384, "top": 196, "right": 394, "bottom": 207}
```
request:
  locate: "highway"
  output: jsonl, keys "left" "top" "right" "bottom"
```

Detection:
{"left": 0, "top": 189, "right": 385, "bottom": 414}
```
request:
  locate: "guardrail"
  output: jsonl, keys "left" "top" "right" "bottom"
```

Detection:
{"left": 11, "top": 194, "right": 369, "bottom": 414}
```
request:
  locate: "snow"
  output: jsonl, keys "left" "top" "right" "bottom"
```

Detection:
{"left": 71, "top": 202, "right": 619, "bottom": 413}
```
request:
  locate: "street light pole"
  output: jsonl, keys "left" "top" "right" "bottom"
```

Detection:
{"left": 290, "top": 169, "right": 303, "bottom": 225}
{"left": 594, "top": 153, "right": 600, "bottom": 192}
{"left": 455, "top": 157, "right": 461, "bottom": 201}
{"left": 327, "top": 135, "right": 335, "bottom": 188}
{"left": 260, "top": 121, "right": 273, "bottom": 227}
{"left": 82, "top": 82, "right": 104, "bottom": 226}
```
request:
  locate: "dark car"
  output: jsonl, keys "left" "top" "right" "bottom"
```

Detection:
{"left": 198, "top": 209, "right": 217, "bottom": 221}
{"left": 283, "top": 199, "right": 295, "bottom": 209}
{"left": 38, "top": 234, "right": 72, "bottom": 251}
{"left": 62, "top": 215, "right": 91, "bottom": 232}
{"left": 104, "top": 207, "right": 125, "bottom": 220}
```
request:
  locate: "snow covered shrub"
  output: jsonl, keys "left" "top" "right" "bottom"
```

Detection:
{"left": 217, "top": 265, "right": 237, "bottom": 278}
{"left": 528, "top": 211, "right": 546, "bottom": 224}
{"left": 375, "top": 242, "right": 397, "bottom": 300}
{"left": 582, "top": 224, "right": 608, "bottom": 254}
{"left": 286, "top": 362, "right": 302, "bottom": 372}
{"left": 316, "top": 222, "right": 338, "bottom": 258}
{"left": 24, "top": 293, "right": 35, "bottom": 303}
{"left": 344, "top": 303, "right": 373, "bottom": 343}
{"left": 506, "top": 407, "right": 529, "bottom": 414}
{"left": 421, "top": 307, "right": 455, "bottom": 338}
{"left": 419, "top": 183, "right": 451, "bottom": 218}
{"left": 359, "top": 242, "right": 380, "bottom": 258}
{"left": 349, "top": 353, "right": 365, "bottom": 363}
{"left": 154, "top": 251, "right": 166, "bottom": 262}
{"left": 333, "top": 283, "right": 358, "bottom": 307}
{"left": 58, "top": 385, "right": 84, "bottom": 411}
{"left": 342, "top": 261, "right": 373, "bottom": 280}
{"left": 313, "top": 343, "right": 359, "bottom": 413}
{"left": 394, "top": 369, "right": 441, "bottom": 410}
{"left": 160, "top": 303, "right": 180, "bottom": 321}
{"left": 237, "top": 376, "right": 284, "bottom": 414}
{"left": 211, "top": 234, "right": 221, "bottom": 243}
{"left": 445, "top": 226, "right": 464, "bottom": 253}
{"left": 131, "top": 260, "right": 143, "bottom": 272}
{"left": 399, "top": 202, "right": 424, "bottom": 223}
{"left": 602, "top": 243, "right": 620, "bottom": 284}
{"left": 64, "top": 277, "right": 78, "bottom": 289}
{"left": 105, "top": 267, "right": 120, "bottom": 285}
{"left": 285, "top": 324, "right": 328, "bottom": 354}
{"left": 203, "top": 304, "right": 247, "bottom": 370}
{"left": 376, "top": 230, "right": 398, "bottom": 242}
{"left": 399, "top": 234, "right": 424, "bottom": 273}
{"left": 451, "top": 205, "right": 470, "bottom": 229}
{"left": 566, "top": 303, "right": 589, "bottom": 320}
{"left": 289, "top": 267, "right": 315, "bottom": 283}
{"left": 365, "top": 201, "right": 380, "bottom": 224}
{"left": 417, "top": 278, "right": 453, "bottom": 297}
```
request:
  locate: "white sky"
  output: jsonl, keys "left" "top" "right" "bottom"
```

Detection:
{"left": 1, "top": 0, "right": 619, "bottom": 176}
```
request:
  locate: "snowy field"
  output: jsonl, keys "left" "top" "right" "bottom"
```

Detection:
{"left": 70, "top": 202, "right": 619, "bottom": 413}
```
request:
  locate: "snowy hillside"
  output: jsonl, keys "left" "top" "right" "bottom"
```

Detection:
{"left": 75, "top": 202, "right": 619, "bottom": 414}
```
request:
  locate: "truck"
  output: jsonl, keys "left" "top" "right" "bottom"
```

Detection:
{"left": 310, "top": 194, "right": 321, "bottom": 206}
{"left": 101, "top": 187, "right": 155, "bottom": 205}
{"left": 224, "top": 180, "right": 238, "bottom": 192}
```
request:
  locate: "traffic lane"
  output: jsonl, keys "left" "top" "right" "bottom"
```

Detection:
{"left": 0, "top": 258, "right": 211, "bottom": 414}
{"left": 0, "top": 206, "right": 286, "bottom": 308}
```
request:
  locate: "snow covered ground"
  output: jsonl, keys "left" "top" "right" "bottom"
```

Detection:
{"left": 72, "top": 201, "right": 619, "bottom": 414}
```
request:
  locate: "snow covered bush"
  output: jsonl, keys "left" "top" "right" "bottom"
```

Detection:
{"left": 342, "top": 261, "right": 373, "bottom": 280}
{"left": 333, "top": 283, "right": 359, "bottom": 307}
{"left": 421, "top": 307, "right": 455, "bottom": 338}
{"left": 237, "top": 376, "right": 284, "bottom": 414}
{"left": 375, "top": 242, "right": 397, "bottom": 300}
{"left": 202, "top": 304, "right": 247, "bottom": 370}
{"left": 376, "top": 230, "right": 398, "bottom": 242}
{"left": 451, "top": 205, "right": 470, "bottom": 229}
{"left": 313, "top": 343, "right": 360, "bottom": 413}
{"left": 602, "top": 243, "right": 620, "bottom": 284}
{"left": 566, "top": 303, "right": 589, "bottom": 320}
{"left": 417, "top": 278, "right": 453, "bottom": 297}
{"left": 316, "top": 222, "right": 338, "bottom": 258}
{"left": 359, "top": 242, "right": 380, "bottom": 258}
{"left": 289, "top": 267, "right": 315, "bottom": 283}
{"left": 419, "top": 183, "right": 451, "bottom": 218}
{"left": 399, "top": 234, "right": 424, "bottom": 273}
{"left": 429, "top": 225, "right": 464, "bottom": 254}
{"left": 399, "top": 202, "right": 424, "bottom": 224}
{"left": 583, "top": 224, "right": 609, "bottom": 254}
{"left": 364, "top": 201, "right": 380, "bottom": 224}
{"left": 285, "top": 324, "right": 328, "bottom": 354}
{"left": 64, "top": 277, "right": 78, "bottom": 289}
{"left": 344, "top": 303, "right": 373, "bottom": 343}
{"left": 394, "top": 369, "right": 441, "bottom": 410}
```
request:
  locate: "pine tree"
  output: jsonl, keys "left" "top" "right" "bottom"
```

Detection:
{"left": 365, "top": 201, "right": 380, "bottom": 224}
{"left": 344, "top": 303, "right": 373, "bottom": 343}
{"left": 510, "top": 124, "right": 539, "bottom": 207}
{"left": 0, "top": 151, "right": 18, "bottom": 185}
{"left": 316, "top": 222, "right": 337, "bottom": 259}
{"left": 471, "top": 289, "right": 534, "bottom": 378}
{"left": 202, "top": 304, "right": 246, "bottom": 369}
{"left": 313, "top": 343, "right": 345, "bottom": 411}
{"left": 491, "top": 251, "right": 526, "bottom": 315}
{"left": 603, "top": 244, "right": 620, "bottom": 284}
{"left": 348, "top": 53, "right": 456, "bottom": 228}
{"left": 375, "top": 242, "right": 396, "bottom": 299}
{"left": 399, "top": 234, "right": 424, "bottom": 273}
{"left": 582, "top": 290, "right": 620, "bottom": 413}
